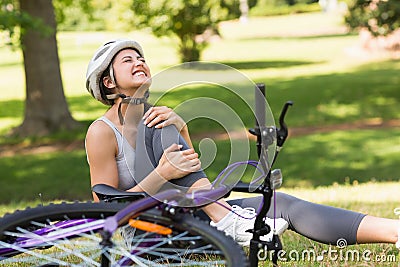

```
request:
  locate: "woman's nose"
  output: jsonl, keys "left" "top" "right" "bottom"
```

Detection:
{"left": 134, "top": 60, "right": 143, "bottom": 67}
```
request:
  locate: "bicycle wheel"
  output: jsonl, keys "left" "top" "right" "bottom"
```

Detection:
{"left": 0, "top": 202, "right": 248, "bottom": 266}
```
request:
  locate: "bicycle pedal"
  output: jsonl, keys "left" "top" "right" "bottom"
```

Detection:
{"left": 265, "top": 217, "right": 288, "bottom": 235}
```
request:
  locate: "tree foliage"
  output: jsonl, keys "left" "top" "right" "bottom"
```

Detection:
{"left": 1, "top": 0, "right": 80, "bottom": 137}
{"left": 345, "top": 0, "right": 400, "bottom": 36}
{"left": 130, "top": 0, "right": 257, "bottom": 62}
{"left": 53, "top": 0, "right": 117, "bottom": 31}
{"left": 3, "top": 0, "right": 260, "bottom": 61}
{"left": 0, "top": 0, "right": 49, "bottom": 46}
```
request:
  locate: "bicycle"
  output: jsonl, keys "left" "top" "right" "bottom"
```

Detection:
{"left": 0, "top": 83, "right": 292, "bottom": 266}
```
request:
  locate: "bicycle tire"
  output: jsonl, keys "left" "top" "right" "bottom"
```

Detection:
{"left": 0, "top": 201, "right": 248, "bottom": 266}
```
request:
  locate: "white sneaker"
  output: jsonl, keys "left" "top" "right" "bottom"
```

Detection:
{"left": 210, "top": 205, "right": 288, "bottom": 246}
{"left": 395, "top": 208, "right": 400, "bottom": 249}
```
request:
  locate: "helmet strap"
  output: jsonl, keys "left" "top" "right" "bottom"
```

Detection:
{"left": 116, "top": 90, "right": 150, "bottom": 125}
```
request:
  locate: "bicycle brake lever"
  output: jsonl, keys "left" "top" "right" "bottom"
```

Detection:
{"left": 276, "top": 101, "right": 293, "bottom": 147}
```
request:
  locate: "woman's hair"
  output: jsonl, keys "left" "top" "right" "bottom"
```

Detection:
{"left": 99, "top": 65, "right": 115, "bottom": 106}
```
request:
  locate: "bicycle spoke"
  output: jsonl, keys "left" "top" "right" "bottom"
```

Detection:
{"left": 0, "top": 202, "right": 247, "bottom": 266}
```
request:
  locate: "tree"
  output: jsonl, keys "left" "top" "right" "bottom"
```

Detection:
{"left": 345, "top": 0, "right": 400, "bottom": 37}
{"left": 130, "top": 0, "right": 257, "bottom": 62}
{"left": 1, "top": 0, "right": 80, "bottom": 137}
{"left": 345, "top": 0, "right": 400, "bottom": 51}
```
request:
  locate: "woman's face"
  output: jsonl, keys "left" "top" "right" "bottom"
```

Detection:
{"left": 110, "top": 48, "right": 151, "bottom": 92}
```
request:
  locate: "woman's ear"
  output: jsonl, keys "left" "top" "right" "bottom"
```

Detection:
{"left": 103, "top": 76, "right": 116, "bottom": 89}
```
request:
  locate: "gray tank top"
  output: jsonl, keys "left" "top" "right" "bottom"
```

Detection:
{"left": 93, "top": 116, "right": 137, "bottom": 190}
{"left": 88, "top": 115, "right": 205, "bottom": 193}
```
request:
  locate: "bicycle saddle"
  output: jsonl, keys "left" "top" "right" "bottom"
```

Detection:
{"left": 92, "top": 183, "right": 147, "bottom": 202}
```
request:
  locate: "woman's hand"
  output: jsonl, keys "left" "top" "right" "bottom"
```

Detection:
{"left": 143, "top": 106, "right": 186, "bottom": 132}
{"left": 156, "top": 144, "right": 201, "bottom": 181}
{"left": 143, "top": 106, "right": 194, "bottom": 147}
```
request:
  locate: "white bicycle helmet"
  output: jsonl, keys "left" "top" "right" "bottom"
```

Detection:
{"left": 86, "top": 39, "right": 145, "bottom": 105}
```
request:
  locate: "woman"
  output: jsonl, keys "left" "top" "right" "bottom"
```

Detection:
{"left": 85, "top": 38, "right": 399, "bottom": 248}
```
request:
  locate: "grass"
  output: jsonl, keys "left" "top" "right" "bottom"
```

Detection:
{"left": 0, "top": 12, "right": 399, "bottom": 201}
{"left": 274, "top": 128, "right": 400, "bottom": 187}
{"left": 1, "top": 182, "right": 398, "bottom": 266}
{"left": 0, "top": 11, "right": 399, "bottom": 265}
{"left": 231, "top": 182, "right": 400, "bottom": 266}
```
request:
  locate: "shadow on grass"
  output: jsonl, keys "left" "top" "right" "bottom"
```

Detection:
{"left": 272, "top": 128, "right": 400, "bottom": 187}
{"left": 240, "top": 32, "right": 357, "bottom": 41}
{"left": 220, "top": 60, "right": 319, "bottom": 70}
{"left": 0, "top": 96, "right": 98, "bottom": 145}
{"left": 0, "top": 150, "right": 91, "bottom": 204}
{"left": 0, "top": 59, "right": 399, "bottom": 202}
{"left": 1, "top": 58, "right": 399, "bottom": 140}
{"left": 2, "top": 58, "right": 398, "bottom": 125}
{"left": 262, "top": 59, "right": 400, "bottom": 127}
{"left": 0, "top": 61, "right": 23, "bottom": 68}
{"left": 166, "top": 60, "right": 319, "bottom": 70}
{"left": 1, "top": 94, "right": 107, "bottom": 121}
{"left": 151, "top": 59, "right": 400, "bottom": 130}
{"left": 0, "top": 99, "right": 24, "bottom": 119}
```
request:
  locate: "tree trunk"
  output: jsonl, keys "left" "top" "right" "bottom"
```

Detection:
{"left": 179, "top": 35, "right": 201, "bottom": 62}
{"left": 14, "top": 0, "right": 80, "bottom": 137}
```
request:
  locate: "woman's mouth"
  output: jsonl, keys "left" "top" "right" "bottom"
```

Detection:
{"left": 133, "top": 71, "right": 146, "bottom": 77}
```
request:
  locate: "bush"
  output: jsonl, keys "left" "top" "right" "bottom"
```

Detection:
{"left": 345, "top": 0, "right": 400, "bottom": 36}
{"left": 345, "top": 0, "right": 400, "bottom": 52}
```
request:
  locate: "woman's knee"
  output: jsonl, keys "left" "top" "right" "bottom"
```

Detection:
{"left": 188, "top": 178, "right": 212, "bottom": 193}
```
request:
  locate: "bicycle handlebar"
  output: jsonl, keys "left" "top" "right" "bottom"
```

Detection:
{"left": 277, "top": 101, "right": 293, "bottom": 147}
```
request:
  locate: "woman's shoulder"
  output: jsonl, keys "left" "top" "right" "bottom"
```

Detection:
{"left": 85, "top": 118, "right": 119, "bottom": 157}
{"left": 86, "top": 118, "right": 116, "bottom": 142}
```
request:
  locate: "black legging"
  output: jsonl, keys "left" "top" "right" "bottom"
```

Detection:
{"left": 197, "top": 192, "right": 366, "bottom": 245}
{"left": 135, "top": 124, "right": 366, "bottom": 245}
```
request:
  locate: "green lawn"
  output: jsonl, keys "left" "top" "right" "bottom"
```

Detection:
{"left": 0, "top": 13, "right": 399, "bottom": 266}
{"left": 232, "top": 181, "right": 399, "bottom": 266}
{"left": 1, "top": 11, "right": 399, "bottom": 202}
{"left": 0, "top": 11, "right": 398, "bottom": 266}
{"left": 0, "top": 182, "right": 398, "bottom": 266}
